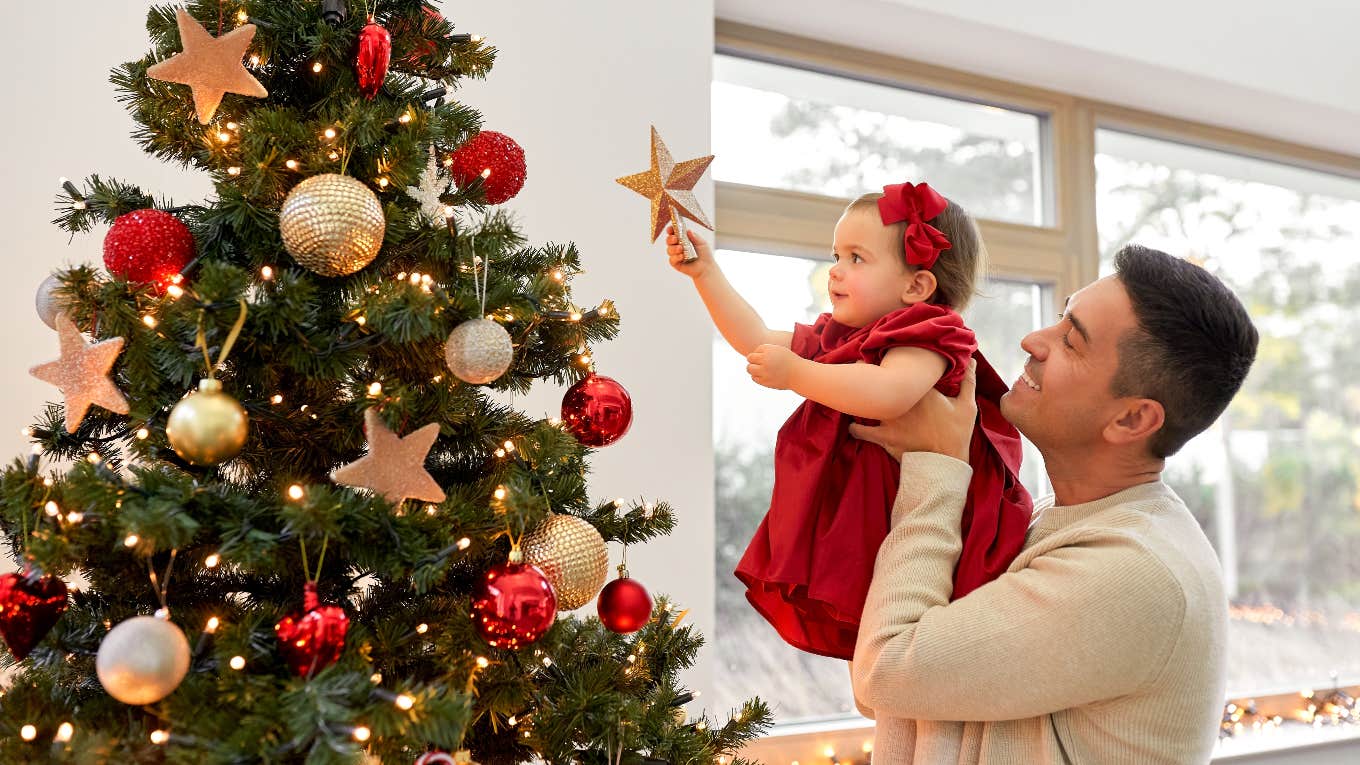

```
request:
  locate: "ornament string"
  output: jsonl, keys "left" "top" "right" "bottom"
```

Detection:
{"left": 195, "top": 298, "right": 249, "bottom": 380}
{"left": 298, "top": 533, "right": 330, "bottom": 584}
{"left": 467, "top": 233, "right": 490, "bottom": 316}
{"left": 146, "top": 548, "right": 179, "bottom": 613}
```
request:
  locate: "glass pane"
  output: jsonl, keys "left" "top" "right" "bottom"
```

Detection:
{"left": 712, "top": 54, "right": 1047, "bottom": 225}
{"left": 1096, "top": 130, "right": 1360, "bottom": 695}
{"left": 711, "top": 249, "right": 1050, "bottom": 721}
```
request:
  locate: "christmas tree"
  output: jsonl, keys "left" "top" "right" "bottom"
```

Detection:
{"left": 0, "top": 1, "right": 770, "bottom": 762}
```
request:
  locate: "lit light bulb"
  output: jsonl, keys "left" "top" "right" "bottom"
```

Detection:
{"left": 150, "top": 730, "right": 169, "bottom": 745}
{"left": 229, "top": 655, "right": 246, "bottom": 670}
{"left": 476, "top": 656, "right": 489, "bottom": 668}
{"left": 312, "top": 62, "right": 323, "bottom": 74}
{"left": 395, "top": 694, "right": 414, "bottom": 710}
{"left": 217, "top": 131, "right": 231, "bottom": 143}
{"left": 236, "top": 9, "right": 248, "bottom": 23}
{"left": 55, "top": 722, "right": 73, "bottom": 743}
{"left": 142, "top": 314, "right": 158, "bottom": 328}
{"left": 205, "top": 552, "right": 221, "bottom": 568}
{"left": 352, "top": 726, "right": 370, "bottom": 742}
{"left": 260, "top": 265, "right": 274, "bottom": 280}
{"left": 323, "top": 127, "right": 337, "bottom": 140}
{"left": 44, "top": 501, "right": 59, "bottom": 516}
{"left": 367, "top": 382, "right": 382, "bottom": 396}
{"left": 285, "top": 159, "right": 299, "bottom": 170}
{"left": 65, "top": 511, "right": 83, "bottom": 524}
{"left": 123, "top": 534, "right": 139, "bottom": 547}
{"left": 20, "top": 725, "right": 36, "bottom": 741}
{"left": 205, "top": 616, "right": 220, "bottom": 633}
{"left": 249, "top": 54, "right": 261, "bottom": 66}
{"left": 416, "top": 623, "right": 429, "bottom": 634}
{"left": 457, "top": 537, "right": 471, "bottom": 550}
{"left": 166, "top": 284, "right": 185, "bottom": 298}
{"left": 226, "top": 166, "right": 242, "bottom": 176}
{"left": 287, "top": 484, "right": 305, "bottom": 500}
{"left": 270, "top": 394, "right": 283, "bottom": 405}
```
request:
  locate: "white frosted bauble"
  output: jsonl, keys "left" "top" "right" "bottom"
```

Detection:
{"left": 36, "top": 273, "right": 64, "bottom": 330}
{"left": 96, "top": 614, "right": 191, "bottom": 705}
{"left": 444, "top": 319, "right": 513, "bottom": 384}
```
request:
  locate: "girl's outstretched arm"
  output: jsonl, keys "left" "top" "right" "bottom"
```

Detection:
{"left": 664, "top": 226, "right": 792, "bottom": 355}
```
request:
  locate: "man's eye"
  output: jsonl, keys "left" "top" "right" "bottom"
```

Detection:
{"left": 1062, "top": 333, "right": 1075, "bottom": 349}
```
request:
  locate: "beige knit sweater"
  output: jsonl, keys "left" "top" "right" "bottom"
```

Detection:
{"left": 851, "top": 453, "right": 1228, "bottom": 764}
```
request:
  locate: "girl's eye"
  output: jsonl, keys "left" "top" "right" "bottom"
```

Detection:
{"left": 852, "top": 254, "right": 864, "bottom": 263}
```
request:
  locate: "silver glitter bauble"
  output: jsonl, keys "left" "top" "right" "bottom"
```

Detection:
{"left": 444, "top": 319, "right": 513, "bottom": 384}
{"left": 522, "top": 514, "right": 609, "bottom": 611}
{"left": 96, "top": 614, "right": 191, "bottom": 705}
{"left": 36, "top": 273, "right": 63, "bottom": 330}
{"left": 279, "top": 174, "right": 385, "bottom": 277}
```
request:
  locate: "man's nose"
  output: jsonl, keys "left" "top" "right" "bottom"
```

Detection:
{"left": 1020, "top": 329, "right": 1047, "bottom": 361}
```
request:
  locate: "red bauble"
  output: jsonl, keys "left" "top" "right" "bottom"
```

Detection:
{"left": 597, "top": 575, "right": 652, "bottom": 634}
{"left": 447, "top": 131, "right": 526, "bottom": 204}
{"left": 0, "top": 568, "right": 69, "bottom": 660}
{"left": 275, "top": 582, "right": 349, "bottom": 677}
{"left": 356, "top": 20, "right": 392, "bottom": 99}
{"left": 470, "top": 561, "right": 556, "bottom": 650}
{"left": 561, "top": 374, "right": 633, "bottom": 447}
{"left": 414, "top": 752, "right": 457, "bottom": 765}
{"left": 396, "top": 7, "right": 444, "bottom": 68}
{"left": 103, "top": 209, "right": 193, "bottom": 288}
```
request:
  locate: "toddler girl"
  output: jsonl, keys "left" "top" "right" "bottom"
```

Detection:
{"left": 665, "top": 182, "right": 1032, "bottom": 659}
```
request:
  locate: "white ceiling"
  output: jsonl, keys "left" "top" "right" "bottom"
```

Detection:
{"left": 717, "top": 0, "right": 1360, "bottom": 159}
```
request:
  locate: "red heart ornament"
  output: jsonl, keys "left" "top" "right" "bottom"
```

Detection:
{"left": 0, "top": 569, "right": 69, "bottom": 660}
{"left": 275, "top": 582, "right": 349, "bottom": 677}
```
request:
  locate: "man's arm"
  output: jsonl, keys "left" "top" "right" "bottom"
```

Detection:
{"left": 849, "top": 453, "right": 1184, "bottom": 721}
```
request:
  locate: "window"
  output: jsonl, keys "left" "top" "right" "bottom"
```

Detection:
{"left": 1096, "top": 130, "right": 1360, "bottom": 695}
{"left": 713, "top": 54, "right": 1049, "bottom": 226}
{"left": 710, "top": 249, "right": 1050, "bottom": 720}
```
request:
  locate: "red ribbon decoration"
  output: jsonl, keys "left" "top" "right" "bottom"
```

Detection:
{"left": 877, "top": 182, "right": 952, "bottom": 269}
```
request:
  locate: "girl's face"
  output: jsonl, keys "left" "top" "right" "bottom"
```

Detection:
{"left": 828, "top": 209, "right": 915, "bottom": 328}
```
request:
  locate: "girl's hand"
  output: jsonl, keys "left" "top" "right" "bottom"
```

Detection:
{"left": 665, "top": 225, "right": 713, "bottom": 279}
{"left": 747, "top": 344, "right": 800, "bottom": 390}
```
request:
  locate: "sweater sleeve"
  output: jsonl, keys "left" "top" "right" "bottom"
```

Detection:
{"left": 851, "top": 454, "right": 1186, "bottom": 722}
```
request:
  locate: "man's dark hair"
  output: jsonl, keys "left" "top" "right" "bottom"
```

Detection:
{"left": 1111, "top": 244, "right": 1259, "bottom": 458}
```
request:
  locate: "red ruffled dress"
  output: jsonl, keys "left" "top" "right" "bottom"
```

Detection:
{"left": 734, "top": 303, "right": 1033, "bottom": 660}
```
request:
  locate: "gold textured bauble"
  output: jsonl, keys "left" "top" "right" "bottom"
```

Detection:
{"left": 522, "top": 514, "right": 609, "bottom": 611}
{"left": 166, "top": 378, "right": 249, "bottom": 466}
{"left": 444, "top": 318, "right": 513, "bottom": 385}
{"left": 279, "top": 174, "right": 385, "bottom": 277}
{"left": 96, "top": 614, "right": 191, "bottom": 705}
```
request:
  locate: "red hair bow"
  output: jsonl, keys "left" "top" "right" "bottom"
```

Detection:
{"left": 877, "top": 182, "right": 951, "bottom": 269}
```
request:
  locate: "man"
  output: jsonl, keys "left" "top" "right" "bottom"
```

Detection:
{"left": 849, "top": 244, "right": 1259, "bottom": 764}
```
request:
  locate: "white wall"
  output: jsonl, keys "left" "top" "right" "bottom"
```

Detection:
{"left": 717, "top": 0, "right": 1360, "bottom": 158}
{"left": 2, "top": 0, "right": 718, "bottom": 709}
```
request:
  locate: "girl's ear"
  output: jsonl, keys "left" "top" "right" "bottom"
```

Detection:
{"left": 901, "top": 268, "right": 938, "bottom": 304}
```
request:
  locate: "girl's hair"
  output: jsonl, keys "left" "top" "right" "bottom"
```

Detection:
{"left": 846, "top": 192, "right": 986, "bottom": 313}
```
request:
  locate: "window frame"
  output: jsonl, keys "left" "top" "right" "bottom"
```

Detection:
{"left": 714, "top": 19, "right": 1360, "bottom": 762}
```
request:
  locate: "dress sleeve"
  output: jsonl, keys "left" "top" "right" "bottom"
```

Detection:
{"left": 790, "top": 313, "right": 834, "bottom": 361}
{"left": 860, "top": 305, "right": 978, "bottom": 395}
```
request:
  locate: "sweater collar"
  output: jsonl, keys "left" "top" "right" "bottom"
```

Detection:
{"left": 1031, "top": 480, "right": 1175, "bottom": 531}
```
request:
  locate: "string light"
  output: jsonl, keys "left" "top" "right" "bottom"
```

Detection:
{"left": 236, "top": 9, "right": 248, "bottom": 23}
{"left": 416, "top": 623, "right": 429, "bottom": 634}
{"left": 135, "top": 426, "right": 150, "bottom": 439}
{"left": 229, "top": 655, "right": 246, "bottom": 670}
{"left": 493, "top": 487, "right": 506, "bottom": 500}
{"left": 227, "top": 166, "right": 242, "bottom": 176}
{"left": 42, "top": 477, "right": 53, "bottom": 487}
{"left": 551, "top": 269, "right": 564, "bottom": 282}
{"left": 475, "top": 656, "right": 489, "bottom": 668}
{"left": 328, "top": 150, "right": 340, "bottom": 161}
{"left": 351, "top": 726, "right": 370, "bottom": 742}
{"left": 569, "top": 311, "right": 582, "bottom": 322}
{"left": 225, "top": 121, "right": 238, "bottom": 131}
{"left": 354, "top": 315, "right": 366, "bottom": 326}
{"left": 166, "top": 284, "right": 185, "bottom": 298}
{"left": 123, "top": 534, "right": 139, "bottom": 547}
{"left": 260, "top": 265, "right": 274, "bottom": 280}
{"left": 312, "top": 62, "right": 324, "bottom": 74}
{"left": 217, "top": 130, "right": 231, "bottom": 143}
{"left": 398, "top": 112, "right": 412, "bottom": 124}
{"left": 395, "top": 694, "right": 414, "bottom": 710}
{"left": 20, "top": 725, "right": 36, "bottom": 741}
{"left": 270, "top": 394, "right": 283, "bottom": 405}
{"left": 205, "top": 616, "right": 220, "bottom": 633}
{"left": 367, "top": 382, "right": 382, "bottom": 397}
{"left": 457, "top": 537, "right": 471, "bottom": 550}
{"left": 150, "top": 730, "right": 169, "bottom": 745}
{"left": 287, "top": 484, "right": 305, "bottom": 500}
{"left": 87, "top": 452, "right": 102, "bottom": 465}
{"left": 44, "top": 501, "right": 59, "bottom": 517}
{"left": 142, "top": 314, "right": 158, "bottom": 328}
{"left": 370, "top": 672, "right": 383, "bottom": 684}
{"left": 205, "top": 552, "right": 221, "bottom": 568}
{"left": 55, "top": 722, "right": 73, "bottom": 743}
{"left": 65, "top": 511, "right": 83, "bottom": 524}
{"left": 377, "top": 177, "right": 389, "bottom": 189}
{"left": 323, "top": 127, "right": 337, "bottom": 140}
{"left": 480, "top": 168, "right": 492, "bottom": 179}
{"left": 285, "top": 159, "right": 299, "bottom": 170}
{"left": 249, "top": 54, "right": 261, "bottom": 66}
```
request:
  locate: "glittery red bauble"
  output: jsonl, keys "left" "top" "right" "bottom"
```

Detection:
{"left": 103, "top": 209, "right": 193, "bottom": 288}
{"left": 447, "top": 131, "right": 526, "bottom": 204}
{"left": 414, "top": 752, "right": 457, "bottom": 765}
{"left": 0, "top": 569, "right": 69, "bottom": 660}
{"left": 356, "top": 20, "right": 391, "bottom": 99}
{"left": 561, "top": 374, "right": 633, "bottom": 447}
{"left": 470, "top": 561, "right": 556, "bottom": 650}
{"left": 597, "top": 575, "right": 652, "bottom": 634}
{"left": 275, "top": 582, "right": 349, "bottom": 677}
{"left": 396, "top": 7, "right": 444, "bottom": 67}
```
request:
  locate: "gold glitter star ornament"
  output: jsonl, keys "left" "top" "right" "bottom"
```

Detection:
{"left": 29, "top": 314, "right": 130, "bottom": 433}
{"left": 616, "top": 126, "right": 714, "bottom": 260}
{"left": 331, "top": 409, "right": 446, "bottom": 505}
{"left": 146, "top": 8, "right": 268, "bottom": 124}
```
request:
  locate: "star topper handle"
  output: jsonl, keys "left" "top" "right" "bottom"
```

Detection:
{"left": 616, "top": 126, "right": 714, "bottom": 264}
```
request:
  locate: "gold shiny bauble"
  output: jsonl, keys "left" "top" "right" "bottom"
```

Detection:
{"left": 166, "top": 378, "right": 248, "bottom": 465}
{"left": 279, "top": 174, "right": 385, "bottom": 277}
{"left": 444, "top": 318, "right": 514, "bottom": 384}
{"left": 522, "top": 514, "right": 609, "bottom": 611}
{"left": 96, "top": 614, "right": 191, "bottom": 705}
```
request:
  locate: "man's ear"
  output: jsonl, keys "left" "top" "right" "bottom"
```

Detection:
{"left": 902, "top": 268, "right": 938, "bottom": 304}
{"left": 1105, "top": 398, "right": 1165, "bottom": 447}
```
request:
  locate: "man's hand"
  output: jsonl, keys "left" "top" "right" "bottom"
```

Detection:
{"left": 849, "top": 358, "right": 978, "bottom": 463}
{"left": 747, "top": 344, "right": 801, "bottom": 390}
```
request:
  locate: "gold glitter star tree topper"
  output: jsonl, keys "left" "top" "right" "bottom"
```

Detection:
{"left": 146, "top": 8, "right": 268, "bottom": 124}
{"left": 616, "top": 126, "right": 714, "bottom": 261}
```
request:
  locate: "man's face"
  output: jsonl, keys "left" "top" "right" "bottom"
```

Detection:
{"left": 1001, "top": 276, "right": 1141, "bottom": 451}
